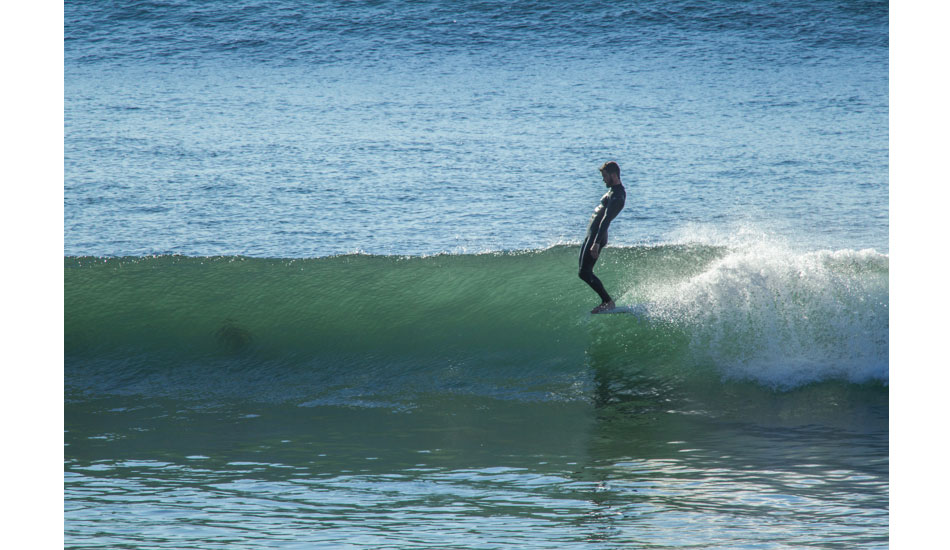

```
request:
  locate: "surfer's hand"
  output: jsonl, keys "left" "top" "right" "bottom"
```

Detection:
{"left": 590, "top": 243, "right": 600, "bottom": 259}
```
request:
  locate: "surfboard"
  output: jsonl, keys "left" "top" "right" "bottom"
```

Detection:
{"left": 592, "top": 304, "right": 648, "bottom": 317}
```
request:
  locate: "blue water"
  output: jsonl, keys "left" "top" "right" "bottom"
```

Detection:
{"left": 65, "top": 1, "right": 889, "bottom": 548}
{"left": 65, "top": 0, "right": 887, "bottom": 257}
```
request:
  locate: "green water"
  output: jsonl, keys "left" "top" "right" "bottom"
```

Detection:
{"left": 66, "top": 382, "right": 887, "bottom": 549}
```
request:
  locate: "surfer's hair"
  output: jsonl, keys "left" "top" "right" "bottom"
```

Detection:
{"left": 600, "top": 161, "right": 620, "bottom": 177}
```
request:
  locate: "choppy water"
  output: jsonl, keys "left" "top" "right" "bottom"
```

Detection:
{"left": 65, "top": 1, "right": 888, "bottom": 548}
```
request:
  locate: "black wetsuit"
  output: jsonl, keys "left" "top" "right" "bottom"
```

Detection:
{"left": 579, "top": 183, "right": 625, "bottom": 303}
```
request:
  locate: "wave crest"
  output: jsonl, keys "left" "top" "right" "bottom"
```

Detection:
{"left": 633, "top": 243, "right": 888, "bottom": 388}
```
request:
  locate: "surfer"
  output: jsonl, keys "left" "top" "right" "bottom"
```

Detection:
{"left": 579, "top": 161, "right": 626, "bottom": 313}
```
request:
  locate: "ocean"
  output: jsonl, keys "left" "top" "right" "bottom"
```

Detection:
{"left": 64, "top": 1, "right": 889, "bottom": 548}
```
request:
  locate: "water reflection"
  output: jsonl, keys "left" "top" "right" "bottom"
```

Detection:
{"left": 577, "top": 344, "right": 888, "bottom": 548}
{"left": 65, "top": 345, "right": 887, "bottom": 549}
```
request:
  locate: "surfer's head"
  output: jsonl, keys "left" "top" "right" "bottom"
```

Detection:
{"left": 599, "top": 161, "right": 621, "bottom": 186}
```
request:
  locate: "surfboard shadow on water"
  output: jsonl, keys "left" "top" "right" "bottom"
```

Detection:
{"left": 214, "top": 318, "right": 254, "bottom": 353}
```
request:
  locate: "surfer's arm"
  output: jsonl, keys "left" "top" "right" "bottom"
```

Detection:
{"left": 588, "top": 217, "right": 604, "bottom": 259}
{"left": 589, "top": 241, "right": 601, "bottom": 259}
{"left": 592, "top": 194, "right": 622, "bottom": 247}
{"left": 588, "top": 215, "right": 608, "bottom": 260}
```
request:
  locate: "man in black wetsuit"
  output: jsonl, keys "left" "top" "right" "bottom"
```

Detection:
{"left": 579, "top": 161, "right": 626, "bottom": 313}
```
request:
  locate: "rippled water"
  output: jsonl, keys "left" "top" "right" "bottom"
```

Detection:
{"left": 66, "top": 390, "right": 887, "bottom": 549}
{"left": 65, "top": 0, "right": 888, "bottom": 257}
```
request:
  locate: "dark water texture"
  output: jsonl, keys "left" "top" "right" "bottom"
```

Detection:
{"left": 66, "top": 0, "right": 887, "bottom": 66}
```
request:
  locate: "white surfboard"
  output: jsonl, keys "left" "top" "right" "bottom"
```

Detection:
{"left": 592, "top": 304, "right": 648, "bottom": 317}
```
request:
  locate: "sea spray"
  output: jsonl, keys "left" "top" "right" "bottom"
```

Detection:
{"left": 630, "top": 235, "right": 888, "bottom": 388}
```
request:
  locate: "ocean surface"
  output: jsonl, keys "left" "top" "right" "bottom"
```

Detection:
{"left": 65, "top": 1, "right": 889, "bottom": 548}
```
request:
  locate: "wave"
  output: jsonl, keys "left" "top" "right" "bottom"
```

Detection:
{"left": 65, "top": 241, "right": 888, "bottom": 405}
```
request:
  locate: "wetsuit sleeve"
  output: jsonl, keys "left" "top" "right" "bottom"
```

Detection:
{"left": 593, "top": 193, "right": 624, "bottom": 245}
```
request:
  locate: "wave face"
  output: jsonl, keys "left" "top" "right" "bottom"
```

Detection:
{"left": 65, "top": 244, "right": 888, "bottom": 405}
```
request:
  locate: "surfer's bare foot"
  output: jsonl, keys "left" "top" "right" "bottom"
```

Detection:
{"left": 591, "top": 300, "right": 615, "bottom": 314}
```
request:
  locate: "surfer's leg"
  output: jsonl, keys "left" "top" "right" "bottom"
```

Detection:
{"left": 578, "top": 242, "right": 613, "bottom": 304}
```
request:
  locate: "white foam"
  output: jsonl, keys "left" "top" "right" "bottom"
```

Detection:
{"left": 628, "top": 228, "right": 888, "bottom": 388}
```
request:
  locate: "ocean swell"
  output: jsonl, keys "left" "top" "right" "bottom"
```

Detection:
{"left": 65, "top": 242, "right": 888, "bottom": 402}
